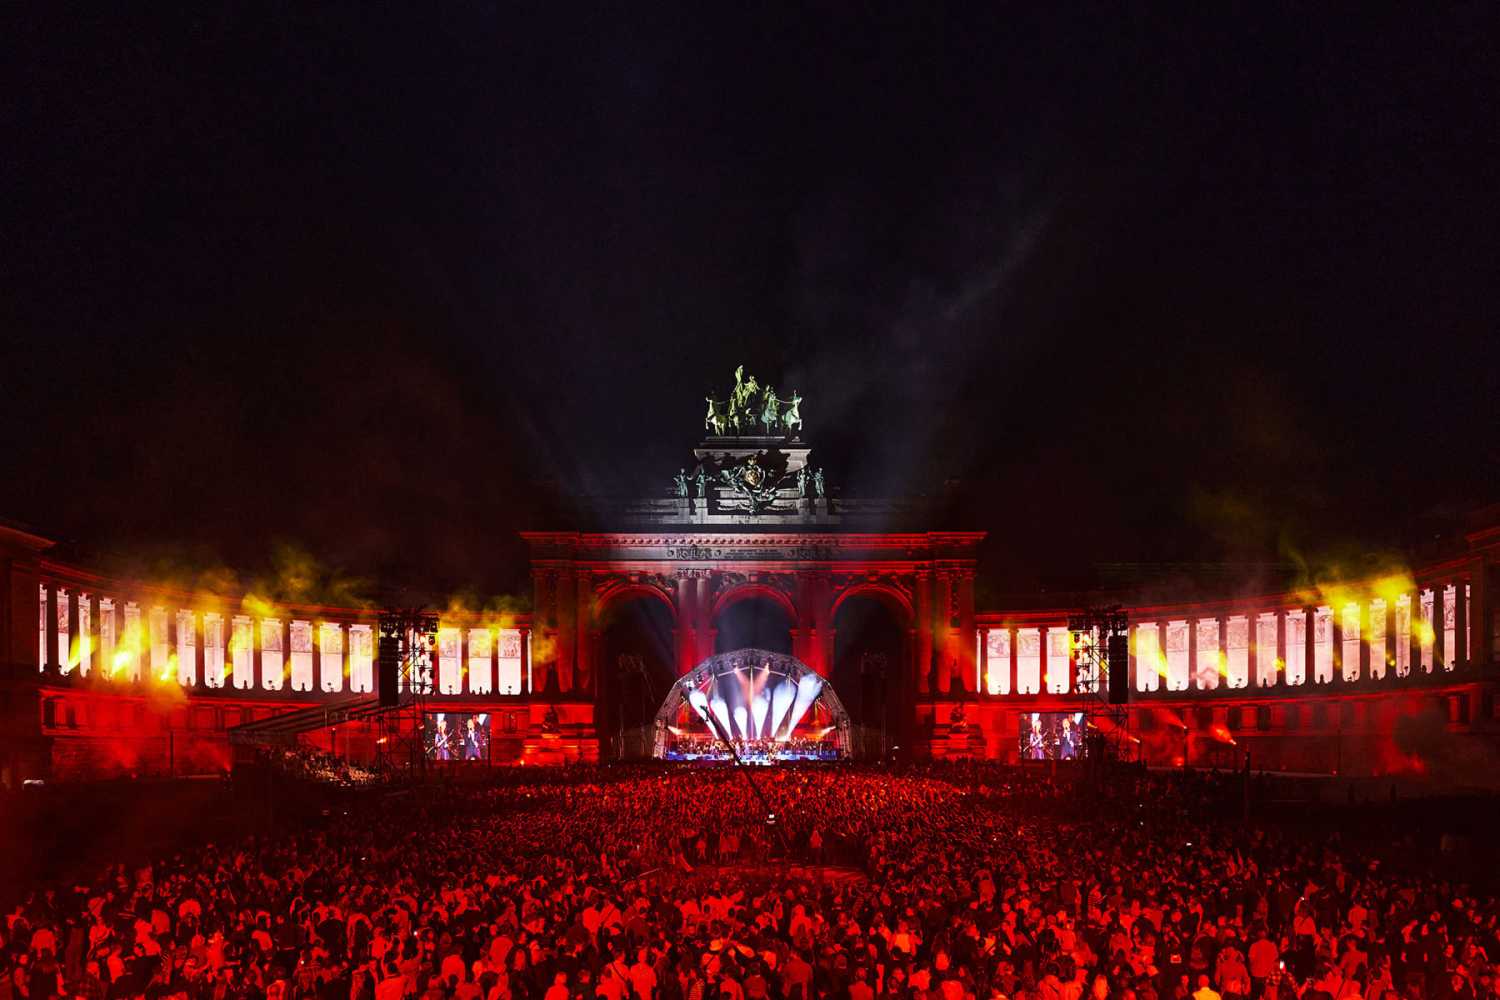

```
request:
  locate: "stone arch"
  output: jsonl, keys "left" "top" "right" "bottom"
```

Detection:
{"left": 594, "top": 580, "right": 679, "bottom": 624}
{"left": 710, "top": 582, "right": 797, "bottom": 624}
{"left": 831, "top": 580, "right": 914, "bottom": 625}
{"left": 712, "top": 586, "right": 795, "bottom": 655}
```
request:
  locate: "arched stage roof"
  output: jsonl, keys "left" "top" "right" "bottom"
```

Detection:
{"left": 651, "top": 649, "right": 851, "bottom": 761}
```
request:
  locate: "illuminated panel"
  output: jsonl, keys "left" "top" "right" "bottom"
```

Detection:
{"left": 985, "top": 628, "right": 1011, "bottom": 695}
{"left": 1461, "top": 584, "right": 1471, "bottom": 663}
{"left": 1195, "top": 618, "right": 1220, "bottom": 690}
{"left": 1225, "top": 616, "right": 1248, "bottom": 689}
{"left": 149, "top": 607, "right": 170, "bottom": 681}
{"left": 319, "top": 622, "right": 343, "bottom": 693}
{"left": 38, "top": 583, "right": 45, "bottom": 671}
{"left": 1312, "top": 606, "right": 1333, "bottom": 683}
{"left": 1419, "top": 589, "right": 1434, "bottom": 672}
{"left": 468, "top": 628, "right": 493, "bottom": 695}
{"left": 289, "top": 620, "right": 314, "bottom": 692}
{"left": 437, "top": 627, "right": 462, "bottom": 694}
{"left": 1134, "top": 624, "right": 1161, "bottom": 693}
{"left": 1255, "top": 613, "right": 1278, "bottom": 687}
{"left": 1016, "top": 628, "right": 1041, "bottom": 694}
{"left": 99, "top": 598, "right": 116, "bottom": 679}
{"left": 230, "top": 615, "right": 254, "bottom": 689}
{"left": 1368, "top": 599, "right": 1386, "bottom": 681}
{"left": 177, "top": 610, "right": 197, "bottom": 686}
{"left": 1165, "top": 621, "right": 1189, "bottom": 692}
{"left": 121, "top": 602, "right": 143, "bottom": 682}
{"left": 1394, "top": 595, "right": 1411, "bottom": 676}
{"left": 1045, "top": 629, "right": 1069, "bottom": 694}
{"left": 1442, "top": 584, "right": 1457, "bottom": 671}
{"left": 261, "top": 619, "right": 284, "bottom": 690}
{"left": 1341, "top": 604, "right": 1361, "bottom": 682}
{"left": 56, "top": 589, "right": 70, "bottom": 672}
{"left": 1284, "top": 610, "right": 1306, "bottom": 686}
{"left": 348, "top": 625, "right": 374, "bottom": 693}
{"left": 77, "top": 596, "right": 92, "bottom": 676}
{"left": 975, "top": 630, "right": 983, "bottom": 693}
{"left": 496, "top": 628, "right": 523, "bottom": 695}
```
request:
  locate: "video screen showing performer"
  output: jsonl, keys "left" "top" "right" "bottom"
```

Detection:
{"left": 1019, "top": 711, "right": 1086, "bottom": 761}
{"left": 424, "top": 712, "right": 490, "bottom": 761}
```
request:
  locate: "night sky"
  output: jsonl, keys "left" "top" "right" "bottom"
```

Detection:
{"left": 4, "top": 6, "right": 1496, "bottom": 601}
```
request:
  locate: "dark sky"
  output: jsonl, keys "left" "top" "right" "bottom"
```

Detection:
{"left": 4, "top": 5, "right": 1497, "bottom": 600}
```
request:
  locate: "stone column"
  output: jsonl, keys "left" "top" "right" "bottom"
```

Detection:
{"left": 1338, "top": 602, "right": 1350, "bottom": 680}
{"left": 676, "top": 573, "right": 696, "bottom": 675}
{"left": 1409, "top": 589, "right": 1422, "bottom": 675}
{"left": 935, "top": 573, "right": 953, "bottom": 693}
{"left": 1276, "top": 610, "right": 1287, "bottom": 687}
{"left": 1454, "top": 581, "right": 1467, "bottom": 670}
{"left": 531, "top": 570, "right": 554, "bottom": 695}
{"left": 1186, "top": 618, "right": 1197, "bottom": 692}
{"left": 1158, "top": 620, "right": 1170, "bottom": 690}
{"left": 1127, "top": 624, "right": 1138, "bottom": 693}
{"left": 1469, "top": 559, "right": 1489, "bottom": 672}
{"left": 915, "top": 571, "right": 932, "bottom": 694}
{"left": 815, "top": 574, "right": 834, "bottom": 676}
{"left": 65, "top": 589, "right": 79, "bottom": 677}
{"left": 556, "top": 569, "right": 576, "bottom": 693}
{"left": 695, "top": 575, "right": 713, "bottom": 663}
{"left": 1359, "top": 602, "right": 1371, "bottom": 680}
{"left": 1037, "top": 625, "right": 1049, "bottom": 693}
{"left": 44, "top": 583, "right": 58, "bottom": 675}
{"left": 1384, "top": 597, "right": 1398, "bottom": 676}
{"left": 195, "top": 612, "right": 207, "bottom": 689}
{"left": 166, "top": 609, "right": 178, "bottom": 684}
{"left": 1218, "top": 616, "right": 1229, "bottom": 688}
{"left": 957, "top": 572, "right": 976, "bottom": 694}
{"left": 1433, "top": 585, "right": 1446, "bottom": 670}
{"left": 1009, "top": 625, "right": 1019, "bottom": 695}
{"left": 574, "top": 572, "right": 592, "bottom": 695}
{"left": 978, "top": 627, "right": 990, "bottom": 694}
{"left": 1304, "top": 605, "right": 1316, "bottom": 683}
{"left": 253, "top": 615, "right": 264, "bottom": 691}
{"left": 1246, "top": 613, "right": 1257, "bottom": 689}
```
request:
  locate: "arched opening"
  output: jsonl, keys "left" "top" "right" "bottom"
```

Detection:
{"left": 834, "top": 593, "right": 907, "bottom": 759}
{"left": 714, "top": 593, "right": 792, "bottom": 655}
{"left": 596, "top": 594, "right": 676, "bottom": 761}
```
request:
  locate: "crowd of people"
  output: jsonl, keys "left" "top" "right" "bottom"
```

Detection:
{"left": 2, "top": 762, "right": 1496, "bottom": 1000}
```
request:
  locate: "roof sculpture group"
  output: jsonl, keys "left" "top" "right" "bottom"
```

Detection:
{"left": 704, "top": 365, "right": 803, "bottom": 438}
{"left": 672, "top": 366, "right": 826, "bottom": 516}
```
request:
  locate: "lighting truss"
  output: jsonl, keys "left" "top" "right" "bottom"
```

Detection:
{"left": 1067, "top": 606, "right": 1131, "bottom": 763}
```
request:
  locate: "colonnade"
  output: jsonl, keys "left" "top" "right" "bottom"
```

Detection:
{"left": 32, "top": 579, "right": 534, "bottom": 700}
{"left": 976, "top": 572, "right": 1486, "bottom": 697}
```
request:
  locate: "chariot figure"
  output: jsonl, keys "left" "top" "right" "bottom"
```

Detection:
{"left": 783, "top": 392, "right": 803, "bottom": 434}
{"left": 760, "top": 385, "right": 780, "bottom": 434}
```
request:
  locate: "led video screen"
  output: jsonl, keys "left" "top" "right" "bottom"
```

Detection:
{"left": 1019, "top": 711, "right": 1087, "bottom": 761}
{"left": 424, "top": 712, "right": 490, "bottom": 761}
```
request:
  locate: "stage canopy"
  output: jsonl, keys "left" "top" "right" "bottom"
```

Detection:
{"left": 652, "top": 649, "right": 852, "bottom": 762}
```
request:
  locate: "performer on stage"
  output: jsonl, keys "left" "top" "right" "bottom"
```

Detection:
{"left": 431, "top": 713, "right": 453, "bottom": 761}
{"left": 1025, "top": 713, "right": 1047, "bottom": 760}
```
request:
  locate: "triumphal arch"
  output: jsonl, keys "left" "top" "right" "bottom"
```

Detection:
{"left": 521, "top": 366, "right": 983, "bottom": 758}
